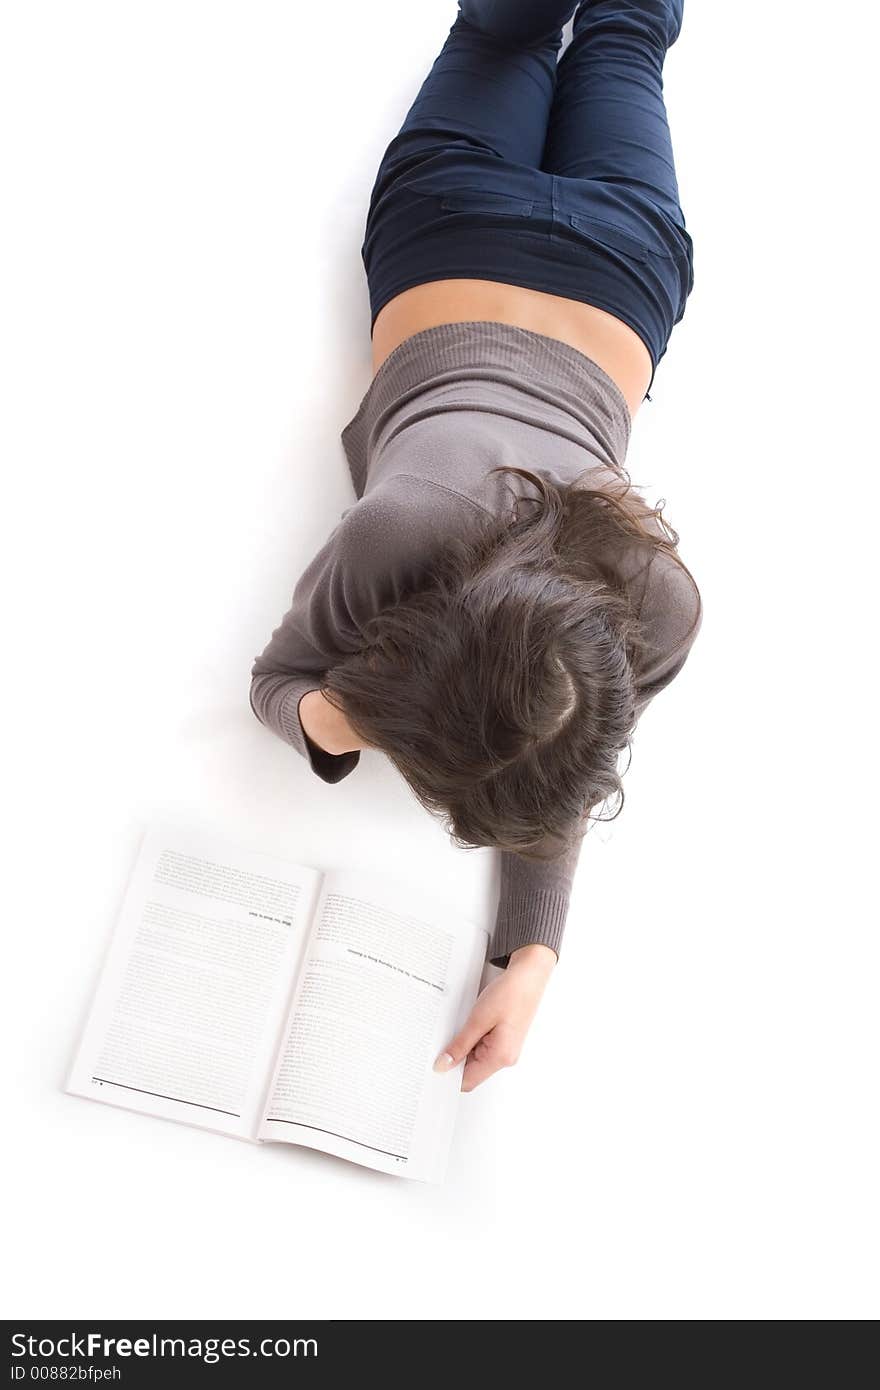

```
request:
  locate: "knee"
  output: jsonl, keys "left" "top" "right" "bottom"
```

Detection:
{"left": 456, "top": 1, "right": 505, "bottom": 38}
{"left": 457, "top": 1, "right": 570, "bottom": 47}
{"left": 640, "top": 1, "right": 684, "bottom": 49}
{"left": 576, "top": 1, "right": 684, "bottom": 51}
{"left": 664, "top": 0, "right": 684, "bottom": 47}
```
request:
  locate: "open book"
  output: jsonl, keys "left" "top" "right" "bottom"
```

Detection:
{"left": 66, "top": 824, "right": 489, "bottom": 1183}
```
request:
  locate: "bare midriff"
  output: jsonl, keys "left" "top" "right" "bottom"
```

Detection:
{"left": 370, "top": 279, "right": 653, "bottom": 422}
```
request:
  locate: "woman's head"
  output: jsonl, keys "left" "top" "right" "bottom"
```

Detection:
{"left": 321, "top": 465, "right": 700, "bottom": 860}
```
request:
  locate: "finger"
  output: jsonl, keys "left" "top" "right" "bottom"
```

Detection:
{"left": 462, "top": 1025, "right": 521, "bottom": 1092}
{"left": 433, "top": 1000, "right": 493, "bottom": 1073}
{"left": 461, "top": 1047, "right": 502, "bottom": 1092}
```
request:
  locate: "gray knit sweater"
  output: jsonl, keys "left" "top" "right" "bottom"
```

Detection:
{"left": 250, "top": 321, "right": 702, "bottom": 966}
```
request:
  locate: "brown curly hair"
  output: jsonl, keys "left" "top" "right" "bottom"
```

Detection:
{"left": 320, "top": 464, "right": 700, "bottom": 861}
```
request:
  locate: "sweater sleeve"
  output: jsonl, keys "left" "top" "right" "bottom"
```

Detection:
{"left": 489, "top": 550, "right": 703, "bottom": 967}
{"left": 633, "top": 549, "right": 703, "bottom": 714}
{"left": 249, "top": 498, "right": 389, "bottom": 785}
{"left": 250, "top": 477, "right": 471, "bottom": 784}
{"left": 249, "top": 670, "right": 361, "bottom": 784}
{"left": 490, "top": 830, "right": 587, "bottom": 968}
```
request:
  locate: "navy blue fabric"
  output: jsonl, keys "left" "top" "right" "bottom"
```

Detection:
{"left": 361, "top": 0, "right": 694, "bottom": 395}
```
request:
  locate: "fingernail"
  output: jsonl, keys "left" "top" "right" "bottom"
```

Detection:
{"left": 433, "top": 1052, "right": 454, "bottom": 1073}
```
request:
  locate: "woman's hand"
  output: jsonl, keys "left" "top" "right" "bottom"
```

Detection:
{"left": 433, "top": 943, "right": 557, "bottom": 1091}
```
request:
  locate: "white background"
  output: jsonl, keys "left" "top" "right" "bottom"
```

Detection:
{"left": 2, "top": 0, "right": 877, "bottom": 1320}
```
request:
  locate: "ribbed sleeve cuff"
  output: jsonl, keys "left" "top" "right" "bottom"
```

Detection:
{"left": 249, "top": 672, "right": 360, "bottom": 785}
{"left": 488, "top": 889, "right": 569, "bottom": 969}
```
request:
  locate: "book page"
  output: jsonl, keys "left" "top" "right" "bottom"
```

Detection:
{"left": 258, "top": 869, "right": 488, "bottom": 1182}
{"left": 66, "top": 823, "right": 321, "bottom": 1139}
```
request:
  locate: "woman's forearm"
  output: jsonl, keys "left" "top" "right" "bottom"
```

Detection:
{"left": 298, "top": 688, "right": 368, "bottom": 755}
{"left": 508, "top": 942, "right": 558, "bottom": 978}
